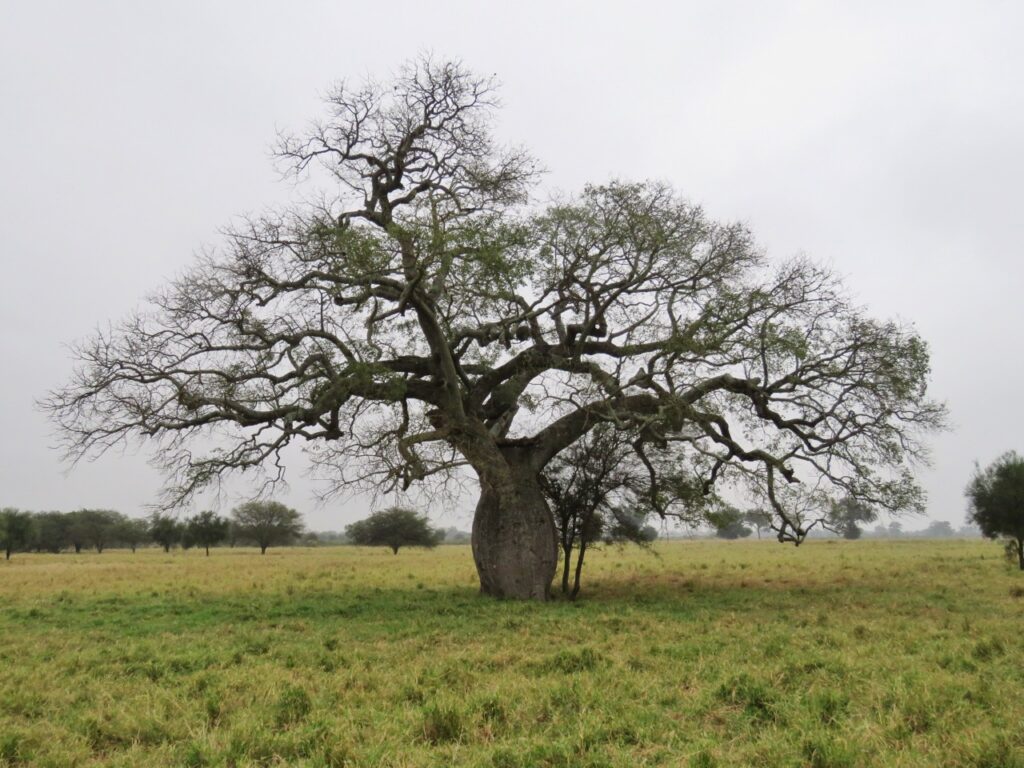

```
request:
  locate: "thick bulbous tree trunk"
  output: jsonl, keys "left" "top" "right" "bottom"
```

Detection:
{"left": 471, "top": 459, "right": 557, "bottom": 601}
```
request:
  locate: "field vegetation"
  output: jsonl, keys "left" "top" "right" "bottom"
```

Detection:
{"left": 0, "top": 539, "right": 1021, "bottom": 767}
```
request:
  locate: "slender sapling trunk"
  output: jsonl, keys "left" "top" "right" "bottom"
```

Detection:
{"left": 571, "top": 540, "right": 587, "bottom": 601}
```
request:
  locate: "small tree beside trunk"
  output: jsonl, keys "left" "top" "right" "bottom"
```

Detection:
{"left": 540, "top": 428, "right": 667, "bottom": 600}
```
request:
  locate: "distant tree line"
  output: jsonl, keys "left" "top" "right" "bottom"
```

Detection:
{"left": 0, "top": 501, "right": 305, "bottom": 559}
{"left": 701, "top": 509, "right": 977, "bottom": 541}
{"left": 864, "top": 520, "right": 975, "bottom": 540}
{"left": 0, "top": 501, "right": 483, "bottom": 561}
{"left": 706, "top": 499, "right": 879, "bottom": 541}
{"left": 0, "top": 509, "right": 148, "bottom": 558}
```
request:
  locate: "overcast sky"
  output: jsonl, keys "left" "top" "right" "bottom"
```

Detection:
{"left": 2, "top": 1, "right": 1021, "bottom": 530}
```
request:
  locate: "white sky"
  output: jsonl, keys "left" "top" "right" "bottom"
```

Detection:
{"left": 1, "top": 1, "right": 1021, "bottom": 530}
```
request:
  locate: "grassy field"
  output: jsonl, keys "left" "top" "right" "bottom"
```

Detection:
{"left": 0, "top": 539, "right": 1022, "bottom": 767}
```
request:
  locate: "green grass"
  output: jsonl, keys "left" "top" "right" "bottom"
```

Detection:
{"left": 0, "top": 539, "right": 1022, "bottom": 766}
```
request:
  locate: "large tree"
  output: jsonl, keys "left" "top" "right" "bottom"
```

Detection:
{"left": 44, "top": 58, "right": 945, "bottom": 600}
{"left": 966, "top": 451, "right": 1024, "bottom": 570}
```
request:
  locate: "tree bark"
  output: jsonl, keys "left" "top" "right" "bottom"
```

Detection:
{"left": 1017, "top": 538, "right": 1024, "bottom": 571}
{"left": 471, "top": 458, "right": 557, "bottom": 601}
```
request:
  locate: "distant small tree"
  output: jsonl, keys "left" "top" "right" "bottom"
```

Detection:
{"left": 32, "top": 511, "right": 69, "bottom": 553}
{"left": 185, "top": 511, "right": 230, "bottom": 556}
{"left": 117, "top": 517, "right": 151, "bottom": 552}
{"left": 63, "top": 509, "right": 123, "bottom": 553}
{"left": 65, "top": 510, "right": 90, "bottom": 553}
{"left": 313, "top": 530, "right": 349, "bottom": 545}
{"left": 346, "top": 507, "right": 443, "bottom": 554}
{"left": 226, "top": 520, "right": 242, "bottom": 548}
{"left": 149, "top": 513, "right": 182, "bottom": 553}
{"left": 921, "top": 520, "right": 955, "bottom": 538}
{"left": 708, "top": 506, "right": 753, "bottom": 540}
{"left": 744, "top": 509, "right": 773, "bottom": 539}
{"left": 958, "top": 523, "right": 982, "bottom": 538}
{"left": 76, "top": 509, "right": 123, "bottom": 553}
{"left": 0, "top": 509, "right": 34, "bottom": 560}
{"left": 442, "top": 527, "right": 471, "bottom": 544}
{"left": 826, "top": 497, "right": 877, "bottom": 540}
{"left": 231, "top": 501, "right": 303, "bottom": 554}
{"left": 604, "top": 509, "right": 660, "bottom": 546}
{"left": 966, "top": 451, "right": 1024, "bottom": 570}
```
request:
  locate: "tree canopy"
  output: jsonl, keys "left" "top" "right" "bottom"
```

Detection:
{"left": 32, "top": 512, "right": 69, "bottom": 553}
{"left": 65, "top": 509, "right": 123, "bottom": 553}
{"left": 185, "top": 511, "right": 230, "bottom": 556}
{"left": 966, "top": 451, "right": 1024, "bottom": 570}
{"left": 707, "top": 506, "right": 753, "bottom": 540}
{"left": 148, "top": 513, "right": 182, "bottom": 553}
{"left": 826, "top": 497, "right": 878, "bottom": 540}
{"left": 231, "top": 501, "right": 303, "bottom": 554}
{"left": 117, "top": 517, "right": 151, "bottom": 552}
{"left": 743, "top": 509, "right": 773, "bottom": 539}
{"left": 345, "top": 507, "right": 443, "bottom": 554}
{"left": 44, "top": 57, "right": 946, "bottom": 599}
{"left": 0, "top": 509, "right": 34, "bottom": 561}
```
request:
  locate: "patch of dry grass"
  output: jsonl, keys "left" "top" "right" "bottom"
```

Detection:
{"left": 1, "top": 539, "right": 1022, "bottom": 766}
